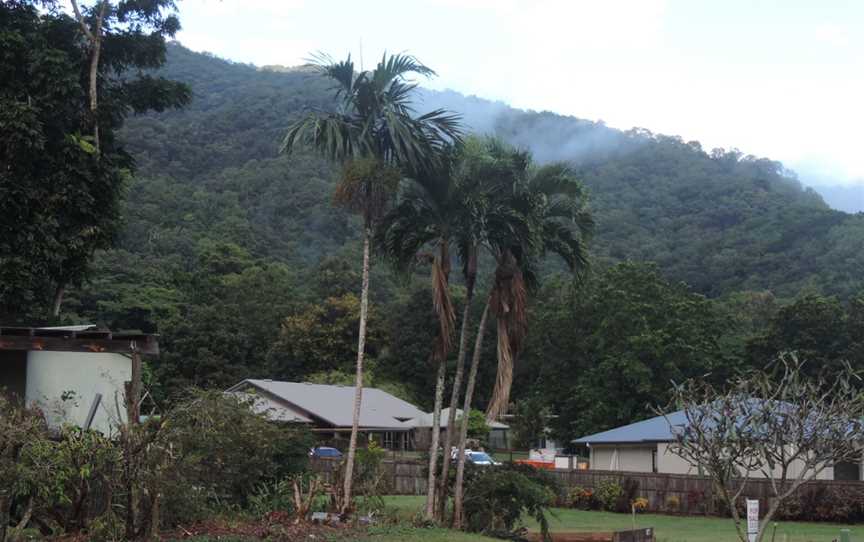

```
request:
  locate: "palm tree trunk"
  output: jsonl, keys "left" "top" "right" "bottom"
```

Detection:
{"left": 485, "top": 318, "right": 514, "bottom": 423}
{"left": 436, "top": 246, "right": 477, "bottom": 521}
{"left": 341, "top": 225, "right": 372, "bottom": 515}
{"left": 423, "top": 357, "right": 446, "bottom": 520}
{"left": 0, "top": 493, "right": 9, "bottom": 542}
{"left": 51, "top": 283, "right": 65, "bottom": 318}
{"left": 424, "top": 239, "right": 455, "bottom": 521}
{"left": 453, "top": 297, "right": 491, "bottom": 530}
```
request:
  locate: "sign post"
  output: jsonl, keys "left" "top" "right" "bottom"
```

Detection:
{"left": 746, "top": 499, "right": 759, "bottom": 542}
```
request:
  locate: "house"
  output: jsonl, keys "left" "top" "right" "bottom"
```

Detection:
{"left": 226, "top": 379, "right": 428, "bottom": 450}
{"left": 405, "top": 407, "right": 510, "bottom": 449}
{"left": 573, "top": 408, "right": 862, "bottom": 481}
{"left": 0, "top": 325, "right": 159, "bottom": 435}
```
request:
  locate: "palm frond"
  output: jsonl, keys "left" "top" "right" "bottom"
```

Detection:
{"left": 373, "top": 53, "right": 436, "bottom": 89}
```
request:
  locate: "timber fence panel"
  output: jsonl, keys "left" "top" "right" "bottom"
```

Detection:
{"left": 309, "top": 459, "right": 864, "bottom": 513}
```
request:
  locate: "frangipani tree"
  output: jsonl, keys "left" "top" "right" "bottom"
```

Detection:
{"left": 665, "top": 354, "right": 864, "bottom": 542}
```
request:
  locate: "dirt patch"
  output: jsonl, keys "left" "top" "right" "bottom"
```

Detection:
{"left": 526, "top": 533, "right": 614, "bottom": 542}
{"left": 161, "top": 512, "right": 358, "bottom": 541}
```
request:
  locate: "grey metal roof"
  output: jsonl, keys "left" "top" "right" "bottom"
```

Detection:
{"left": 573, "top": 410, "right": 688, "bottom": 444}
{"left": 403, "top": 408, "right": 509, "bottom": 430}
{"left": 228, "top": 380, "right": 427, "bottom": 430}
{"left": 229, "top": 391, "right": 314, "bottom": 423}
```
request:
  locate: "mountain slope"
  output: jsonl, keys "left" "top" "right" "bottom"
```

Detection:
{"left": 111, "top": 44, "right": 864, "bottom": 300}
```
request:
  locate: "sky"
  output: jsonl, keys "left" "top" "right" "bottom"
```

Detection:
{"left": 172, "top": 0, "right": 864, "bottom": 186}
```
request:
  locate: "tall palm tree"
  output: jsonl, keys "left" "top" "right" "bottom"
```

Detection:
{"left": 484, "top": 161, "right": 594, "bottom": 422}
{"left": 452, "top": 139, "right": 593, "bottom": 527}
{"left": 281, "top": 52, "right": 461, "bottom": 514}
{"left": 378, "top": 138, "right": 517, "bottom": 521}
{"left": 376, "top": 153, "right": 457, "bottom": 520}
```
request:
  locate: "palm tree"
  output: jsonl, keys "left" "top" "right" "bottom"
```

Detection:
{"left": 378, "top": 138, "right": 519, "bottom": 521}
{"left": 281, "top": 52, "right": 461, "bottom": 514}
{"left": 376, "top": 152, "right": 457, "bottom": 520}
{"left": 484, "top": 161, "right": 594, "bottom": 422}
{"left": 452, "top": 139, "right": 593, "bottom": 527}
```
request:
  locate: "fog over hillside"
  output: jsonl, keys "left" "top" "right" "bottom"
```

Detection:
{"left": 805, "top": 184, "right": 864, "bottom": 214}
{"left": 417, "top": 88, "right": 864, "bottom": 214}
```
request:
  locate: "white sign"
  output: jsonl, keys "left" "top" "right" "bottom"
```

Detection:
{"left": 746, "top": 499, "right": 759, "bottom": 542}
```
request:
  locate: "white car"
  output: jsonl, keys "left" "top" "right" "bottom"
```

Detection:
{"left": 451, "top": 448, "right": 501, "bottom": 466}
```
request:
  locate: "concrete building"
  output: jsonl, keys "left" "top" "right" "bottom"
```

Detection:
{"left": 574, "top": 409, "right": 860, "bottom": 481}
{"left": 0, "top": 325, "right": 159, "bottom": 435}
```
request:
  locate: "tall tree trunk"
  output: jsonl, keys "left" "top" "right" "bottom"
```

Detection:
{"left": 127, "top": 349, "right": 142, "bottom": 425}
{"left": 71, "top": 0, "right": 107, "bottom": 155}
{"left": 424, "top": 239, "right": 455, "bottom": 521}
{"left": 341, "top": 226, "right": 372, "bottom": 515}
{"left": 51, "top": 283, "right": 65, "bottom": 317}
{"left": 485, "top": 251, "right": 526, "bottom": 423}
{"left": 453, "top": 298, "right": 491, "bottom": 530}
{"left": 0, "top": 494, "right": 9, "bottom": 542}
{"left": 423, "top": 358, "right": 446, "bottom": 520}
{"left": 436, "top": 246, "right": 477, "bottom": 521}
{"left": 485, "top": 317, "right": 514, "bottom": 423}
{"left": 124, "top": 348, "right": 143, "bottom": 538}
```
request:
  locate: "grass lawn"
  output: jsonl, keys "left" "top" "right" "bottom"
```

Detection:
{"left": 382, "top": 496, "right": 858, "bottom": 542}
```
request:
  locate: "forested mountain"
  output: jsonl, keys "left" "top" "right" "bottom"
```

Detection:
{"left": 109, "top": 44, "right": 864, "bottom": 301}
{"left": 60, "top": 44, "right": 864, "bottom": 434}
{"left": 809, "top": 183, "right": 864, "bottom": 214}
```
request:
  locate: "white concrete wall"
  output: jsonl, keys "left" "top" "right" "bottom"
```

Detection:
{"left": 590, "top": 443, "right": 838, "bottom": 480}
{"left": 25, "top": 351, "right": 130, "bottom": 435}
{"left": 656, "top": 442, "right": 836, "bottom": 480}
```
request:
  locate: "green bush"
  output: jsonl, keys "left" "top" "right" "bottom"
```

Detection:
{"left": 773, "top": 485, "right": 864, "bottom": 523}
{"left": 595, "top": 479, "right": 625, "bottom": 512}
{"left": 463, "top": 464, "right": 559, "bottom": 540}
{"left": 354, "top": 441, "right": 388, "bottom": 513}
{"left": 567, "top": 486, "right": 598, "bottom": 510}
{"left": 26, "top": 426, "right": 120, "bottom": 533}
{"left": 248, "top": 479, "right": 295, "bottom": 518}
{"left": 164, "top": 389, "right": 315, "bottom": 509}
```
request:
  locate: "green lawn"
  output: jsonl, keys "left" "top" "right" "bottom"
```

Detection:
{"left": 382, "top": 496, "right": 858, "bottom": 542}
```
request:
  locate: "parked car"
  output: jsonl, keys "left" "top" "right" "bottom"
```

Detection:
{"left": 310, "top": 446, "right": 343, "bottom": 459}
{"left": 450, "top": 447, "right": 501, "bottom": 466}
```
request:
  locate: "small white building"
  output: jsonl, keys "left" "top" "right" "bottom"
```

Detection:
{"left": 574, "top": 409, "right": 861, "bottom": 481}
{"left": 0, "top": 325, "right": 159, "bottom": 435}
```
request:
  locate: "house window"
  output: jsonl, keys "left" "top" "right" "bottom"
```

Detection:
{"left": 651, "top": 448, "right": 658, "bottom": 473}
{"left": 835, "top": 460, "right": 861, "bottom": 481}
{"left": 382, "top": 431, "right": 395, "bottom": 450}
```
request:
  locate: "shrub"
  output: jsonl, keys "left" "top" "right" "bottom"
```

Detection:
{"left": 665, "top": 494, "right": 681, "bottom": 512}
{"left": 354, "top": 441, "right": 387, "bottom": 513}
{"left": 686, "top": 489, "right": 706, "bottom": 514}
{"left": 164, "top": 389, "right": 315, "bottom": 510}
{"left": 567, "top": 486, "right": 597, "bottom": 510}
{"left": 775, "top": 485, "right": 864, "bottom": 523}
{"left": 615, "top": 478, "right": 641, "bottom": 513}
{"left": 248, "top": 479, "right": 295, "bottom": 518}
{"left": 595, "top": 479, "right": 624, "bottom": 512}
{"left": 463, "top": 464, "right": 559, "bottom": 540}
{"left": 26, "top": 426, "right": 120, "bottom": 533}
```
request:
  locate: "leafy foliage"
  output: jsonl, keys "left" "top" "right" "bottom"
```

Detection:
{"left": 0, "top": 1, "right": 189, "bottom": 319}
{"left": 462, "top": 464, "right": 559, "bottom": 540}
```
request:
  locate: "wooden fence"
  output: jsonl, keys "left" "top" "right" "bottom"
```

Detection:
{"left": 310, "top": 458, "right": 864, "bottom": 516}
